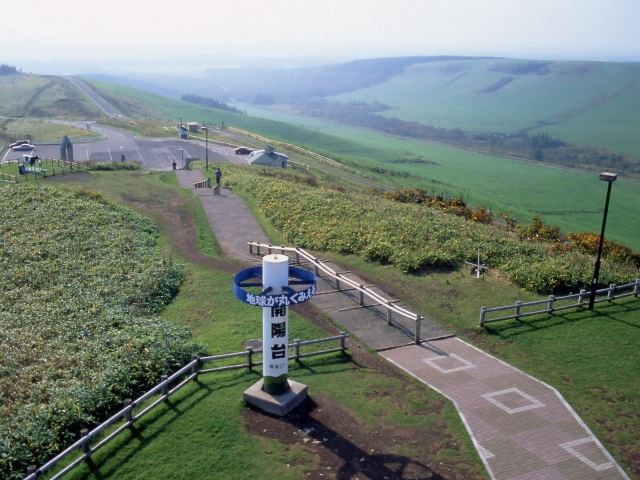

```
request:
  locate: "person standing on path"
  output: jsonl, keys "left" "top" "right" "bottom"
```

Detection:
{"left": 214, "top": 167, "right": 222, "bottom": 185}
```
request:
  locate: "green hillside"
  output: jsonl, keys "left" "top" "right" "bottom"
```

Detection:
{"left": 329, "top": 58, "right": 640, "bottom": 157}
{"left": 2, "top": 71, "right": 639, "bottom": 251}
{"left": 0, "top": 73, "right": 104, "bottom": 119}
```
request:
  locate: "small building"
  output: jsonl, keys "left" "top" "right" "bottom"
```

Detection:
{"left": 187, "top": 122, "right": 199, "bottom": 133}
{"left": 248, "top": 145, "right": 288, "bottom": 168}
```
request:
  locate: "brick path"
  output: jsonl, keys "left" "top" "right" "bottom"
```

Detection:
{"left": 177, "top": 169, "right": 631, "bottom": 480}
{"left": 381, "top": 338, "right": 630, "bottom": 480}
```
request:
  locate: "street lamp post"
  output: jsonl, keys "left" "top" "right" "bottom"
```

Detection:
{"left": 588, "top": 172, "right": 617, "bottom": 310}
{"left": 179, "top": 148, "right": 184, "bottom": 169}
{"left": 202, "top": 126, "right": 208, "bottom": 171}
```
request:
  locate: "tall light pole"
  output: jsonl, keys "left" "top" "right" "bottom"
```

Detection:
{"left": 202, "top": 126, "right": 208, "bottom": 171}
{"left": 588, "top": 172, "right": 617, "bottom": 310}
{"left": 179, "top": 148, "right": 184, "bottom": 169}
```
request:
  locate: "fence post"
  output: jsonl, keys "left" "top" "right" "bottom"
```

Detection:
{"left": 479, "top": 306, "right": 486, "bottom": 327}
{"left": 124, "top": 399, "right": 133, "bottom": 424}
{"left": 547, "top": 295, "right": 555, "bottom": 312}
{"left": 514, "top": 301, "right": 521, "bottom": 320}
{"left": 387, "top": 305, "right": 393, "bottom": 326}
{"left": 415, "top": 316, "right": 422, "bottom": 345}
{"left": 161, "top": 375, "right": 168, "bottom": 401}
{"left": 295, "top": 251, "right": 300, "bottom": 265}
{"left": 191, "top": 354, "right": 200, "bottom": 382}
{"left": 634, "top": 279, "right": 640, "bottom": 297}
{"left": 81, "top": 429, "right": 90, "bottom": 458}
{"left": 293, "top": 338, "right": 300, "bottom": 362}
{"left": 607, "top": 284, "right": 616, "bottom": 302}
{"left": 339, "top": 331, "right": 346, "bottom": 351}
{"left": 247, "top": 347, "right": 254, "bottom": 371}
{"left": 578, "top": 289, "right": 586, "bottom": 307}
{"left": 359, "top": 287, "right": 364, "bottom": 306}
{"left": 335, "top": 274, "right": 341, "bottom": 290}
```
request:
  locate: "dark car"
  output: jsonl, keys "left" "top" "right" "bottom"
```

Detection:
{"left": 9, "top": 139, "right": 31, "bottom": 148}
{"left": 234, "top": 147, "right": 253, "bottom": 155}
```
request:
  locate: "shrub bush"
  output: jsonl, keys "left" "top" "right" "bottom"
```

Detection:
{"left": 0, "top": 184, "right": 202, "bottom": 479}
{"left": 226, "top": 166, "right": 638, "bottom": 292}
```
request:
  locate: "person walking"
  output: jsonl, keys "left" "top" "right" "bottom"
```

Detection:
{"left": 214, "top": 167, "right": 222, "bottom": 195}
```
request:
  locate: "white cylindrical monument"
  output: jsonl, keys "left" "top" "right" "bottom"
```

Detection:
{"left": 262, "top": 254, "right": 290, "bottom": 394}
{"left": 234, "top": 251, "right": 316, "bottom": 415}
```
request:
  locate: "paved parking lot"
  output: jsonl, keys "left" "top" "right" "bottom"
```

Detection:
{"left": 1, "top": 123, "right": 249, "bottom": 171}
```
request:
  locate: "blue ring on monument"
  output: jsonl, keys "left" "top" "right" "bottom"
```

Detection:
{"left": 233, "top": 266, "right": 317, "bottom": 306}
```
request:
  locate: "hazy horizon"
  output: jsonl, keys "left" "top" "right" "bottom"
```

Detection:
{"left": 5, "top": 0, "right": 640, "bottom": 76}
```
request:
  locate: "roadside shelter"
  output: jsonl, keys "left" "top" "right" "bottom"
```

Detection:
{"left": 247, "top": 145, "right": 288, "bottom": 168}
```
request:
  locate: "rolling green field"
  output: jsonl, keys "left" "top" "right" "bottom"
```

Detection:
{"left": 329, "top": 58, "right": 640, "bottom": 157}
{"left": 3, "top": 73, "right": 639, "bottom": 251}
{"left": 237, "top": 103, "right": 640, "bottom": 251}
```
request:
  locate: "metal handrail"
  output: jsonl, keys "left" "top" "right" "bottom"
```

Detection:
{"left": 247, "top": 242, "right": 424, "bottom": 343}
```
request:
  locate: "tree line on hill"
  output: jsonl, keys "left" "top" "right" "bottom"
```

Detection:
{"left": 180, "top": 94, "right": 246, "bottom": 115}
{"left": 0, "top": 64, "right": 18, "bottom": 75}
{"left": 291, "top": 98, "right": 639, "bottom": 177}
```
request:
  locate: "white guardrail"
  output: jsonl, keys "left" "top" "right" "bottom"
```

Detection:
{"left": 247, "top": 242, "right": 425, "bottom": 344}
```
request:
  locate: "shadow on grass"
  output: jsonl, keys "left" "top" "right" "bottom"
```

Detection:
{"left": 290, "top": 351, "right": 364, "bottom": 376}
{"left": 280, "top": 397, "right": 443, "bottom": 480}
{"left": 71, "top": 371, "right": 260, "bottom": 479}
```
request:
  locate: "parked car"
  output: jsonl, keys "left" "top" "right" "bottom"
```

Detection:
{"left": 9, "top": 139, "right": 31, "bottom": 148}
{"left": 234, "top": 147, "right": 253, "bottom": 155}
{"left": 12, "top": 144, "right": 35, "bottom": 151}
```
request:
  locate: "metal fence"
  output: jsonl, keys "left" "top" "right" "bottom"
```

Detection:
{"left": 247, "top": 242, "right": 425, "bottom": 344}
{"left": 23, "top": 333, "right": 348, "bottom": 480}
{"left": 479, "top": 279, "right": 640, "bottom": 326}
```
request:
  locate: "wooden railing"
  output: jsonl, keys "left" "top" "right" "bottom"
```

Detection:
{"left": 247, "top": 242, "right": 425, "bottom": 344}
{"left": 0, "top": 172, "right": 18, "bottom": 183}
{"left": 23, "top": 333, "right": 348, "bottom": 480}
{"left": 479, "top": 279, "right": 640, "bottom": 326}
{"left": 194, "top": 178, "right": 211, "bottom": 189}
{"left": 4, "top": 157, "right": 82, "bottom": 181}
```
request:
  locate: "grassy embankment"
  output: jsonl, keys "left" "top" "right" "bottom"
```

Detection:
{"left": 0, "top": 74, "right": 104, "bottom": 121}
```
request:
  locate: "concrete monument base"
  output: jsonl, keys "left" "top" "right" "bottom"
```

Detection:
{"left": 243, "top": 379, "right": 308, "bottom": 416}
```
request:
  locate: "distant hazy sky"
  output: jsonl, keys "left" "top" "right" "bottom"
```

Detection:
{"left": 5, "top": 0, "right": 640, "bottom": 72}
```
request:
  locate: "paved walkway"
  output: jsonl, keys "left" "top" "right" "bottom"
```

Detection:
{"left": 176, "top": 169, "right": 631, "bottom": 480}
